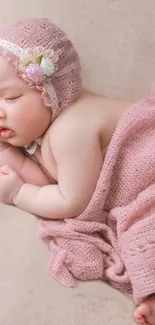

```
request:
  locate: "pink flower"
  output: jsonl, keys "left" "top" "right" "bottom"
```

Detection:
{"left": 26, "top": 64, "right": 45, "bottom": 84}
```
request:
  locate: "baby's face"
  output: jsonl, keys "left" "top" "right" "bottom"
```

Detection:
{"left": 0, "top": 56, "right": 51, "bottom": 147}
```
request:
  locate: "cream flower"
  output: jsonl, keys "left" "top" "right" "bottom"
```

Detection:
{"left": 18, "top": 46, "right": 59, "bottom": 85}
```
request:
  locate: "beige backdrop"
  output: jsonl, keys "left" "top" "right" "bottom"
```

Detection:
{"left": 0, "top": 0, "right": 155, "bottom": 101}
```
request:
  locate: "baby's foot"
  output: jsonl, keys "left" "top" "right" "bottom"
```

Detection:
{"left": 133, "top": 296, "right": 155, "bottom": 325}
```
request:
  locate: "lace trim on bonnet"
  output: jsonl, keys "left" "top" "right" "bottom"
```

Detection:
{"left": 0, "top": 39, "right": 61, "bottom": 154}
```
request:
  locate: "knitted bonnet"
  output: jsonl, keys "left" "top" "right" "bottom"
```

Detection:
{"left": 0, "top": 18, "right": 82, "bottom": 121}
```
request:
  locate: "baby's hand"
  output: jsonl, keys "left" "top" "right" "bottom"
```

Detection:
{"left": 0, "top": 165, "right": 24, "bottom": 205}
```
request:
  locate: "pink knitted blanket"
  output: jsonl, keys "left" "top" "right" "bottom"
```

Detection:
{"left": 39, "top": 94, "right": 155, "bottom": 305}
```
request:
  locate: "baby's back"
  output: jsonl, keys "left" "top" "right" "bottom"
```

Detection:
{"left": 57, "top": 90, "right": 132, "bottom": 155}
{"left": 35, "top": 90, "right": 132, "bottom": 182}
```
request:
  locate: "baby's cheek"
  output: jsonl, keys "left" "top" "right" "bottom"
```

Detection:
{"left": 11, "top": 111, "right": 29, "bottom": 131}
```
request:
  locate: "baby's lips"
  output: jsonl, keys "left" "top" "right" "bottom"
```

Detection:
{"left": 0, "top": 129, "right": 14, "bottom": 138}
{"left": 0, "top": 171, "right": 8, "bottom": 175}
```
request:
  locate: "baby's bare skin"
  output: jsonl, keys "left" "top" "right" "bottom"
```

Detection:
{"left": 33, "top": 91, "right": 132, "bottom": 180}
{"left": 133, "top": 296, "right": 155, "bottom": 325}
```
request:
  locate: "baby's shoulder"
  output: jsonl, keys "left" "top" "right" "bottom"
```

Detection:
{"left": 47, "top": 110, "right": 89, "bottom": 154}
{"left": 48, "top": 102, "right": 102, "bottom": 144}
{"left": 47, "top": 102, "right": 109, "bottom": 157}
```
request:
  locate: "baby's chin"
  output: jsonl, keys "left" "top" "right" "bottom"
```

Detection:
{"left": 0, "top": 133, "right": 41, "bottom": 148}
{"left": 4, "top": 136, "right": 32, "bottom": 148}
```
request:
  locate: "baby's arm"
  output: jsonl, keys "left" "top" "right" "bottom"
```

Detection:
{"left": 13, "top": 122, "right": 103, "bottom": 218}
{"left": 0, "top": 143, "right": 50, "bottom": 186}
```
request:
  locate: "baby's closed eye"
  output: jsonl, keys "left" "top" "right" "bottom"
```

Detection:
{"left": 5, "top": 94, "right": 23, "bottom": 101}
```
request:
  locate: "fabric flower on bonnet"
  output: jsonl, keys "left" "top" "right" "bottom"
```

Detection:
{"left": 19, "top": 46, "right": 59, "bottom": 86}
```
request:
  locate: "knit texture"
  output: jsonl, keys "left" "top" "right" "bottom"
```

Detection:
{"left": 0, "top": 18, "right": 82, "bottom": 119}
{"left": 39, "top": 94, "right": 155, "bottom": 305}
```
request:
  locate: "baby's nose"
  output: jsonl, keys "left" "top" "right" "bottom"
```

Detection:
{"left": 0, "top": 109, "right": 6, "bottom": 119}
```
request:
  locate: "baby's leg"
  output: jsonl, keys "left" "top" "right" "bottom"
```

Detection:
{"left": 133, "top": 295, "right": 155, "bottom": 325}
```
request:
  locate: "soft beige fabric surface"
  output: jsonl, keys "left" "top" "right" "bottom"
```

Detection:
{"left": 0, "top": 0, "right": 154, "bottom": 323}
